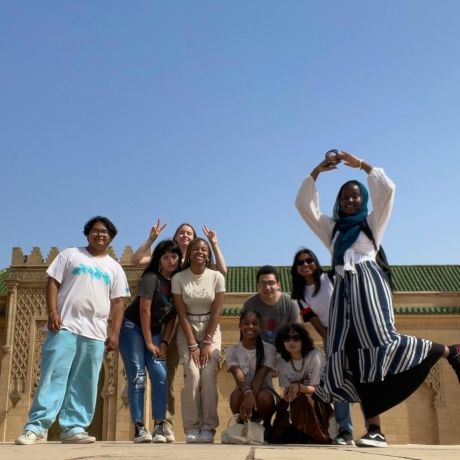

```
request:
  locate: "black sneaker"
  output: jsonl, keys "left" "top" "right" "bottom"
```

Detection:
{"left": 333, "top": 430, "right": 355, "bottom": 446}
{"left": 448, "top": 344, "right": 460, "bottom": 383}
{"left": 355, "top": 429, "right": 387, "bottom": 448}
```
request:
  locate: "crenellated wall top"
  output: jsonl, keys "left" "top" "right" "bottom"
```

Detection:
{"left": 10, "top": 246, "right": 137, "bottom": 267}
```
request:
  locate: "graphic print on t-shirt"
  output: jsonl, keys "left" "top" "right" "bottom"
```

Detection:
{"left": 264, "top": 318, "right": 277, "bottom": 343}
{"left": 71, "top": 263, "right": 111, "bottom": 286}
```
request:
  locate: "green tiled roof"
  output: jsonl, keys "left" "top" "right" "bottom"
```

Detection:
{"left": 394, "top": 306, "right": 460, "bottom": 315}
{"left": 391, "top": 266, "right": 460, "bottom": 292}
{"left": 225, "top": 265, "right": 460, "bottom": 293}
{"left": 223, "top": 306, "right": 460, "bottom": 316}
{"left": 0, "top": 269, "right": 8, "bottom": 295}
{"left": 1, "top": 265, "right": 459, "bottom": 296}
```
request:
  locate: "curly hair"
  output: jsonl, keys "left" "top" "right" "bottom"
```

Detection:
{"left": 182, "top": 238, "right": 214, "bottom": 270}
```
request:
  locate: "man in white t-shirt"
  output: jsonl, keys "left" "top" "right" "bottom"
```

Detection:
{"left": 16, "top": 216, "right": 130, "bottom": 446}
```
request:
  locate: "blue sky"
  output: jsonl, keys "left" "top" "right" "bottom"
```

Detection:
{"left": 2, "top": 1, "right": 460, "bottom": 269}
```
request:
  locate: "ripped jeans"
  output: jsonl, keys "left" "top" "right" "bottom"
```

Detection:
{"left": 119, "top": 319, "right": 167, "bottom": 424}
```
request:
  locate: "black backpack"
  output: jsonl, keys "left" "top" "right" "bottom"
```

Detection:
{"left": 332, "top": 220, "right": 393, "bottom": 291}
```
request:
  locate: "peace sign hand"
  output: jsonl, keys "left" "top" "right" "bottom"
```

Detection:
{"left": 149, "top": 218, "right": 167, "bottom": 242}
{"left": 203, "top": 225, "right": 218, "bottom": 246}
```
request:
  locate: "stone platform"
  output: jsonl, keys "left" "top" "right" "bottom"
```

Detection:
{"left": 1, "top": 442, "right": 460, "bottom": 460}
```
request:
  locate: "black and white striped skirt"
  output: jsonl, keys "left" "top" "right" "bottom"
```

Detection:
{"left": 315, "top": 261, "right": 444, "bottom": 418}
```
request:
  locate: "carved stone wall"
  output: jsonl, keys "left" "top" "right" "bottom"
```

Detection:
{"left": 1, "top": 247, "right": 460, "bottom": 443}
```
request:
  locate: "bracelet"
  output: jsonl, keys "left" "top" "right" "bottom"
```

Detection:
{"left": 188, "top": 343, "right": 199, "bottom": 351}
{"left": 244, "top": 389, "right": 254, "bottom": 395}
{"left": 204, "top": 333, "right": 213, "bottom": 340}
{"left": 48, "top": 311, "right": 58, "bottom": 318}
{"left": 160, "top": 339, "right": 169, "bottom": 347}
{"left": 202, "top": 338, "right": 212, "bottom": 346}
{"left": 358, "top": 159, "right": 363, "bottom": 169}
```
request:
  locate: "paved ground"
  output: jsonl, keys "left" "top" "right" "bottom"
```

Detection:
{"left": 1, "top": 442, "right": 460, "bottom": 460}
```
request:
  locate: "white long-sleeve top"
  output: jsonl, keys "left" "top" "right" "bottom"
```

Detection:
{"left": 295, "top": 168, "right": 395, "bottom": 275}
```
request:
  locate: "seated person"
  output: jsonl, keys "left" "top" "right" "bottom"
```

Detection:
{"left": 271, "top": 324, "right": 332, "bottom": 444}
{"left": 225, "top": 310, "right": 279, "bottom": 437}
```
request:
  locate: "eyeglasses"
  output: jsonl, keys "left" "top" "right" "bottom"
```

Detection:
{"left": 162, "top": 255, "right": 179, "bottom": 262}
{"left": 258, "top": 280, "right": 277, "bottom": 287}
{"left": 296, "top": 258, "right": 314, "bottom": 266}
{"left": 90, "top": 229, "right": 109, "bottom": 236}
{"left": 283, "top": 334, "right": 301, "bottom": 342}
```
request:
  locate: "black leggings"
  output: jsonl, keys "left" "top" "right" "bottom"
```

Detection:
{"left": 345, "top": 335, "right": 445, "bottom": 419}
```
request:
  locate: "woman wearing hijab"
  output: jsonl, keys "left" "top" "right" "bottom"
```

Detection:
{"left": 295, "top": 150, "right": 460, "bottom": 447}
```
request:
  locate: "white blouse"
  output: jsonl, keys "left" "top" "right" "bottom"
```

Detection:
{"left": 295, "top": 167, "right": 395, "bottom": 275}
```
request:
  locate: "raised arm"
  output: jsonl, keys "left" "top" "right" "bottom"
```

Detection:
{"left": 203, "top": 225, "right": 227, "bottom": 275}
{"left": 130, "top": 219, "right": 167, "bottom": 266}
{"left": 295, "top": 160, "right": 336, "bottom": 248}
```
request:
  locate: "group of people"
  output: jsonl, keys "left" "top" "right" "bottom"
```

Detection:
{"left": 15, "top": 151, "right": 460, "bottom": 447}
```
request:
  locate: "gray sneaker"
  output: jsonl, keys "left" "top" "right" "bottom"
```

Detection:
{"left": 185, "top": 429, "right": 201, "bottom": 443}
{"left": 333, "top": 430, "right": 355, "bottom": 446}
{"left": 15, "top": 431, "right": 46, "bottom": 445}
{"left": 199, "top": 429, "right": 214, "bottom": 444}
{"left": 61, "top": 431, "right": 96, "bottom": 444}
{"left": 163, "top": 426, "right": 175, "bottom": 443}
{"left": 134, "top": 424, "right": 152, "bottom": 443}
{"left": 152, "top": 425, "right": 166, "bottom": 443}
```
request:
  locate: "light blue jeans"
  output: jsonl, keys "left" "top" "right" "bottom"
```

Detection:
{"left": 335, "top": 400, "right": 353, "bottom": 433}
{"left": 118, "top": 319, "right": 168, "bottom": 423}
{"left": 25, "top": 330, "right": 105, "bottom": 437}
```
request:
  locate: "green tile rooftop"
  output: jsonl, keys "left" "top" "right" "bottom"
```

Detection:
{"left": 1, "top": 265, "right": 460, "bottom": 297}
{"left": 225, "top": 265, "right": 460, "bottom": 293}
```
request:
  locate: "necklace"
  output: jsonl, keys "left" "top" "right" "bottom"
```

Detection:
{"left": 290, "top": 357, "right": 305, "bottom": 373}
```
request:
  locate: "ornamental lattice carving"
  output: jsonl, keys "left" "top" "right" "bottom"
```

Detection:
{"left": 31, "top": 320, "right": 47, "bottom": 396}
{"left": 425, "top": 362, "right": 445, "bottom": 407}
{"left": 11, "top": 288, "right": 46, "bottom": 396}
{"left": 103, "top": 351, "right": 119, "bottom": 397}
{"left": 8, "top": 271, "right": 48, "bottom": 282}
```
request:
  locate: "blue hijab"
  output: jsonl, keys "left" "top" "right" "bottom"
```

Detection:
{"left": 332, "top": 180, "right": 369, "bottom": 266}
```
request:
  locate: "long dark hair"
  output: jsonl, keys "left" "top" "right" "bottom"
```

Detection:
{"left": 239, "top": 310, "right": 265, "bottom": 376}
{"left": 143, "top": 239, "right": 182, "bottom": 276}
{"left": 182, "top": 238, "right": 214, "bottom": 270}
{"left": 290, "top": 248, "right": 324, "bottom": 299}
{"left": 275, "top": 324, "right": 314, "bottom": 362}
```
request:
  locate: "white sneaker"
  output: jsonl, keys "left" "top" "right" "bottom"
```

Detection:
{"left": 163, "top": 426, "right": 175, "bottom": 443}
{"left": 185, "top": 429, "right": 201, "bottom": 443}
{"left": 152, "top": 425, "right": 166, "bottom": 443}
{"left": 61, "top": 431, "right": 96, "bottom": 444}
{"left": 15, "top": 431, "right": 46, "bottom": 445}
{"left": 134, "top": 424, "right": 152, "bottom": 443}
{"left": 199, "top": 429, "right": 214, "bottom": 444}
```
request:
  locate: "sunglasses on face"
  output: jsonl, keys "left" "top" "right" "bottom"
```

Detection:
{"left": 283, "top": 334, "right": 301, "bottom": 342}
{"left": 296, "top": 258, "right": 314, "bottom": 266}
